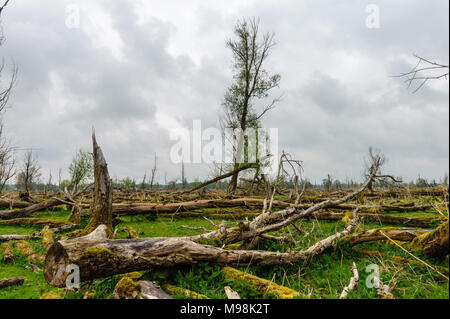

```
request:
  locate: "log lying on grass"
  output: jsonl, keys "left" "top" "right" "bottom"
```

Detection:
{"left": 305, "top": 212, "right": 440, "bottom": 228}
{"left": 407, "top": 220, "right": 449, "bottom": 257}
{"left": 0, "top": 277, "right": 25, "bottom": 289}
{"left": 222, "top": 266, "right": 300, "bottom": 299}
{"left": 0, "top": 224, "right": 77, "bottom": 242}
{"left": 0, "top": 218, "right": 71, "bottom": 227}
{"left": 0, "top": 199, "right": 63, "bottom": 219}
{"left": 340, "top": 227, "right": 428, "bottom": 245}
{"left": 111, "top": 199, "right": 434, "bottom": 217}
{"left": 0, "top": 199, "right": 31, "bottom": 209}
{"left": 44, "top": 213, "right": 359, "bottom": 287}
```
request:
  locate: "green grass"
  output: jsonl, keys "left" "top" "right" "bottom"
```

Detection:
{"left": 0, "top": 196, "right": 449, "bottom": 299}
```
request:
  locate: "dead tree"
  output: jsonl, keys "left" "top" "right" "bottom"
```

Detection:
{"left": 149, "top": 153, "right": 157, "bottom": 189}
{"left": 81, "top": 132, "right": 113, "bottom": 236}
{"left": 44, "top": 209, "right": 359, "bottom": 286}
{"left": 393, "top": 54, "right": 449, "bottom": 93}
{"left": 181, "top": 161, "right": 187, "bottom": 189}
{"left": 43, "top": 149, "right": 390, "bottom": 287}
{"left": 0, "top": 123, "right": 15, "bottom": 192}
{"left": 16, "top": 150, "right": 41, "bottom": 201}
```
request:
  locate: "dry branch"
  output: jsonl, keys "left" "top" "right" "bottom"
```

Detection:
{"left": 339, "top": 262, "right": 359, "bottom": 299}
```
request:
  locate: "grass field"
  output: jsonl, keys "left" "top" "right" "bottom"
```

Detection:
{"left": 0, "top": 192, "right": 449, "bottom": 299}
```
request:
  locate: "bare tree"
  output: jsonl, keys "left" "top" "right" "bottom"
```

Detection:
{"left": 394, "top": 54, "right": 449, "bottom": 93}
{"left": 221, "top": 17, "right": 281, "bottom": 194}
{"left": 0, "top": 122, "right": 14, "bottom": 191}
{"left": 0, "top": 0, "right": 17, "bottom": 192}
{"left": 181, "top": 160, "right": 187, "bottom": 189}
{"left": 16, "top": 150, "right": 41, "bottom": 200}
{"left": 149, "top": 153, "right": 157, "bottom": 189}
{"left": 0, "top": 0, "right": 18, "bottom": 113}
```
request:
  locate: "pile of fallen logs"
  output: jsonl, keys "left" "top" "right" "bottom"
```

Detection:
{"left": 1, "top": 133, "right": 448, "bottom": 299}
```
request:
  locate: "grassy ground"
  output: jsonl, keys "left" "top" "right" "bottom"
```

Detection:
{"left": 0, "top": 194, "right": 448, "bottom": 299}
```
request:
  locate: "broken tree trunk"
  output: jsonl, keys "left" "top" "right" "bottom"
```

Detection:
{"left": 44, "top": 213, "right": 359, "bottom": 287}
{"left": 81, "top": 132, "right": 113, "bottom": 236}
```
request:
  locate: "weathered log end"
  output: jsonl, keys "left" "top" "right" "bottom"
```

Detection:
{"left": 44, "top": 225, "right": 109, "bottom": 287}
{"left": 408, "top": 220, "right": 449, "bottom": 258}
{"left": 44, "top": 241, "right": 70, "bottom": 287}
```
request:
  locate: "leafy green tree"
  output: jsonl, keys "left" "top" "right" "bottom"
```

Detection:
{"left": 222, "top": 17, "right": 281, "bottom": 194}
{"left": 68, "top": 149, "right": 93, "bottom": 190}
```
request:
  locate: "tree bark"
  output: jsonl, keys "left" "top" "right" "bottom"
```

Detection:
{"left": 81, "top": 132, "right": 113, "bottom": 236}
{"left": 0, "top": 277, "right": 24, "bottom": 289}
{"left": 188, "top": 163, "right": 256, "bottom": 193}
{"left": 408, "top": 220, "right": 449, "bottom": 257}
{"left": 44, "top": 216, "right": 358, "bottom": 287}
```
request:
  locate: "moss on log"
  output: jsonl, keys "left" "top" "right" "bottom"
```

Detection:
{"left": 2, "top": 242, "right": 14, "bottom": 263}
{"left": 162, "top": 284, "right": 209, "bottom": 299}
{"left": 222, "top": 267, "right": 300, "bottom": 299}
{"left": 408, "top": 221, "right": 449, "bottom": 257}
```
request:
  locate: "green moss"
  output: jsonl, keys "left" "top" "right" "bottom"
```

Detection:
{"left": 113, "top": 277, "right": 142, "bottom": 299}
{"left": 222, "top": 267, "right": 300, "bottom": 299}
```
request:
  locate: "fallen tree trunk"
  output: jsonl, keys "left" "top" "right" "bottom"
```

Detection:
{"left": 44, "top": 214, "right": 358, "bottom": 287}
{"left": 0, "top": 198, "right": 62, "bottom": 219}
{"left": 340, "top": 227, "right": 428, "bottom": 245}
{"left": 0, "top": 199, "right": 31, "bottom": 209}
{"left": 305, "top": 212, "right": 440, "bottom": 228}
{"left": 0, "top": 224, "right": 77, "bottom": 242}
{"left": 0, "top": 218, "right": 72, "bottom": 227}
{"left": 111, "top": 199, "right": 433, "bottom": 217}
{"left": 187, "top": 163, "right": 258, "bottom": 193}
{"left": 222, "top": 266, "right": 300, "bottom": 299}
{"left": 0, "top": 277, "right": 24, "bottom": 289}
{"left": 408, "top": 220, "right": 449, "bottom": 257}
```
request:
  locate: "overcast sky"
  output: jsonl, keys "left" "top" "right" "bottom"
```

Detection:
{"left": 1, "top": 0, "right": 448, "bottom": 184}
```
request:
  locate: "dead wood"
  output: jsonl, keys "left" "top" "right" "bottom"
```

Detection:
{"left": 339, "top": 262, "right": 359, "bottom": 298}
{"left": 341, "top": 227, "right": 427, "bottom": 245}
{"left": 44, "top": 212, "right": 359, "bottom": 287}
{"left": 0, "top": 224, "right": 77, "bottom": 242}
{"left": 0, "top": 277, "right": 24, "bottom": 289}
{"left": 81, "top": 132, "right": 113, "bottom": 236}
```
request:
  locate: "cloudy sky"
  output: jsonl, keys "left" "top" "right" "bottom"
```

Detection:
{"left": 1, "top": 0, "right": 448, "bottom": 184}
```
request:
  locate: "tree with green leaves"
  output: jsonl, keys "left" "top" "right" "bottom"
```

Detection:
{"left": 68, "top": 149, "right": 93, "bottom": 191}
{"left": 221, "top": 17, "right": 281, "bottom": 194}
